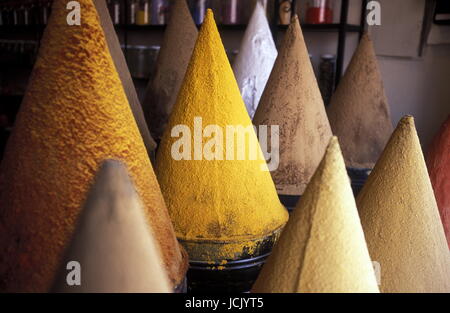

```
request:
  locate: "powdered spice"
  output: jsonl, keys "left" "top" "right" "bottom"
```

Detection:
{"left": 357, "top": 116, "right": 450, "bottom": 292}
{"left": 0, "top": 0, "right": 186, "bottom": 292}
{"left": 253, "top": 16, "right": 332, "bottom": 196}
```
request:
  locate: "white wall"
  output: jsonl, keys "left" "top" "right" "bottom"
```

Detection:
{"left": 378, "top": 45, "right": 450, "bottom": 150}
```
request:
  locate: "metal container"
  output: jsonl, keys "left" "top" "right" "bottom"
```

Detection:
{"left": 122, "top": 45, "right": 160, "bottom": 79}
{"left": 183, "top": 226, "right": 284, "bottom": 293}
{"left": 347, "top": 167, "right": 372, "bottom": 196}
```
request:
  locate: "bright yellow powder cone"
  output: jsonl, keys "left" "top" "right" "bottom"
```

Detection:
{"left": 357, "top": 116, "right": 450, "bottom": 293}
{"left": 155, "top": 10, "right": 288, "bottom": 262}
{"left": 52, "top": 160, "right": 171, "bottom": 293}
{"left": 327, "top": 33, "right": 393, "bottom": 169}
{"left": 252, "top": 16, "right": 332, "bottom": 196}
{"left": 252, "top": 137, "right": 379, "bottom": 293}
{"left": 0, "top": 0, "right": 187, "bottom": 292}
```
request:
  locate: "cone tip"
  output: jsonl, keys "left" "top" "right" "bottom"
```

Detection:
{"left": 399, "top": 115, "right": 415, "bottom": 128}
{"left": 326, "top": 136, "right": 340, "bottom": 155}
{"left": 205, "top": 8, "right": 214, "bottom": 21}
{"left": 99, "top": 159, "right": 126, "bottom": 171}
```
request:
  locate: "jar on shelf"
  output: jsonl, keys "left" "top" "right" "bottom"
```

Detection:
{"left": 128, "top": 0, "right": 137, "bottom": 25}
{"left": 306, "top": 0, "right": 333, "bottom": 24}
{"left": 136, "top": 0, "right": 150, "bottom": 25}
{"left": 108, "top": 0, "right": 121, "bottom": 25}
{"left": 151, "top": 0, "right": 170, "bottom": 25}
{"left": 220, "top": 0, "right": 242, "bottom": 25}
{"left": 189, "top": 0, "right": 211, "bottom": 25}
{"left": 40, "top": 1, "right": 51, "bottom": 25}
{"left": 318, "top": 54, "right": 336, "bottom": 106}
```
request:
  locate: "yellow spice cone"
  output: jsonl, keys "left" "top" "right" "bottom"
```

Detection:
{"left": 356, "top": 116, "right": 450, "bottom": 293}
{"left": 0, "top": 0, "right": 187, "bottom": 292}
{"left": 252, "top": 137, "right": 379, "bottom": 293}
{"left": 142, "top": 0, "right": 198, "bottom": 142}
{"left": 155, "top": 10, "right": 288, "bottom": 261}
{"left": 327, "top": 33, "right": 393, "bottom": 169}
{"left": 94, "top": 0, "right": 156, "bottom": 153}
{"left": 52, "top": 160, "right": 171, "bottom": 293}
{"left": 252, "top": 16, "right": 332, "bottom": 196}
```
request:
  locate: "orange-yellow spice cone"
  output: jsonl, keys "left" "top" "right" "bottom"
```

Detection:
{"left": 142, "top": 0, "right": 198, "bottom": 142}
{"left": 94, "top": 0, "right": 156, "bottom": 154}
{"left": 357, "top": 116, "right": 450, "bottom": 292}
{"left": 252, "top": 16, "right": 332, "bottom": 196}
{"left": 52, "top": 160, "right": 171, "bottom": 293}
{"left": 327, "top": 33, "right": 393, "bottom": 169}
{"left": 426, "top": 115, "right": 450, "bottom": 249}
{"left": 0, "top": 0, "right": 187, "bottom": 292}
{"left": 155, "top": 10, "right": 288, "bottom": 262}
{"left": 252, "top": 137, "right": 379, "bottom": 293}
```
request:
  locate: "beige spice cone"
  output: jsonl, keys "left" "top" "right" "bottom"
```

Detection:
{"left": 52, "top": 160, "right": 171, "bottom": 293}
{"left": 357, "top": 116, "right": 450, "bottom": 293}
{"left": 252, "top": 137, "right": 379, "bottom": 293}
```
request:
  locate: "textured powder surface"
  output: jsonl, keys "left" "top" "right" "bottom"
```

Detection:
{"left": 155, "top": 10, "right": 288, "bottom": 260}
{"left": 94, "top": 0, "right": 156, "bottom": 153}
{"left": 252, "top": 137, "right": 379, "bottom": 293}
{"left": 0, "top": 0, "right": 186, "bottom": 292}
{"left": 232, "top": 2, "right": 277, "bottom": 119}
{"left": 52, "top": 160, "right": 171, "bottom": 293}
{"left": 327, "top": 34, "right": 393, "bottom": 169}
{"left": 252, "top": 16, "right": 332, "bottom": 196}
{"left": 427, "top": 115, "right": 450, "bottom": 249}
{"left": 143, "top": 0, "right": 198, "bottom": 141}
{"left": 356, "top": 116, "right": 450, "bottom": 293}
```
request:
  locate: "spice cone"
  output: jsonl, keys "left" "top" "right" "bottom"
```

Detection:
{"left": 94, "top": 0, "right": 156, "bottom": 154}
{"left": 252, "top": 137, "right": 379, "bottom": 293}
{"left": 327, "top": 33, "right": 393, "bottom": 169}
{"left": 142, "top": 0, "right": 198, "bottom": 142}
{"left": 155, "top": 10, "right": 288, "bottom": 262}
{"left": 427, "top": 115, "right": 450, "bottom": 249}
{"left": 52, "top": 160, "right": 171, "bottom": 293}
{"left": 357, "top": 116, "right": 450, "bottom": 292}
{"left": 0, "top": 0, "right": 187, "bottom": 292}
{"left": 253, "top": 16, "right": 332, "bottom": 196}
{"left": 232, "top": 2, "right": 277, "bottom": 119}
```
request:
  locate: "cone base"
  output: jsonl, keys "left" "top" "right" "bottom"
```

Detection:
{"left": 181, "top": 227, "right": 284, "bottom": 293}
{"left": 347, "top": 167, "right": 372, "bottom": 196}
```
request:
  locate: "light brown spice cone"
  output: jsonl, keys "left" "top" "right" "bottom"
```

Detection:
{"left": 252, "top": 16, "right": 332, "bottom": 196}
{"left": 142, "top": 0, "right": 198, "bottom": 142}
{"left": 94, "top": 0, "right": 156, "bottom": 153}
{"left": 327, "top": 33, "right": 393, "bottom": 169}
{"left": 356, "top": 116, "right": 450, "bottom": 293}
{"left": 52, "top": 160, "right": 171, "bottom": 293}
{"left": 0, "top": 0, "right": 187, "bottom": 292}
{"left": 252, "top": 137, "right": 379, "bottom": 293}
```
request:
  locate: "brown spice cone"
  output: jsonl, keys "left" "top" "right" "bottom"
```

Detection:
{"left": 142, "top": 0, "right": 198, "bottom": 142}
{"left": 253, "top": 16, "right": 332, "bottom": 196}
{"left": 327, "top": 33, "right": 393, "bottom": 169}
